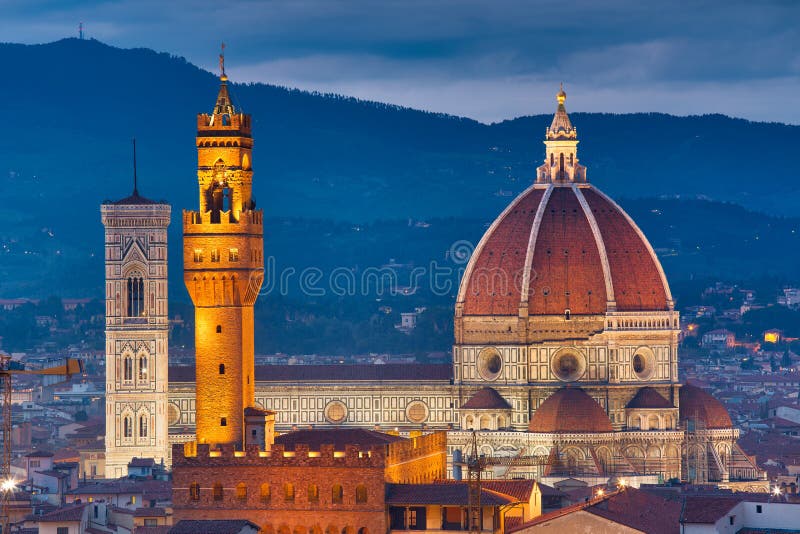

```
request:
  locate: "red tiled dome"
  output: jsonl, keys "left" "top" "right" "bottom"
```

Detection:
{"left": 458, "top": 184, "right": 671, "bottom": 316}
{"left": 461, "top": 388, "right": 512, "bottom": 410}
{"left": 626, "top": 387, "right": 673, "bottom": 409}
{"left": 528, "top": 388, "right": 613, "bottom": 433}
{"left": 679, "top": 384, "right": 733, "bottom": 430}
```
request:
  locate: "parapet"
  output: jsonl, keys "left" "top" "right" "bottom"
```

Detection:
{"left": 173, "top": 441, "right": 387, "bottom": 469}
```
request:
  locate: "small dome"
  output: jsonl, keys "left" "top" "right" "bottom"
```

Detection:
{"left": 626, "top": 387, "right": 673, "bottom": 409}
{"left": 461, "top": 388, "right": 512, "bottom": 410}
{"left": 529, "top": 388, "right": 613, "bottom": 433}
{"left": 679, "top": 384, "right": 733, "bottom": 429}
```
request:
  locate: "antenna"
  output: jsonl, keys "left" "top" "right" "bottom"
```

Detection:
{"left": 132, "top": 138, "right": 138, "bottom": 196}
{"left": 79, "top": 22, "right": 84, "bottom": 40}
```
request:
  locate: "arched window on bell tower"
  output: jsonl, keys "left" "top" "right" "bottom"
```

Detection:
{"left": 209, "top": 159, "right": 233, "bottom": 223}
{"left": 139, "top": 414, "right": 148, "bottom": 438}
{"left": 127, "top": 272, "right": 145, "bottom": 317}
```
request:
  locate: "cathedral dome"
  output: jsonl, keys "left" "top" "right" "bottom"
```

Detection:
{"left": 528, "top": 388, "right": 613, "bottom": 433}
{"left": 679, "top": 384, "right": 733, "bottom": 430}
{"left": 456, "top": 90, "right": 672, "bottom": 318}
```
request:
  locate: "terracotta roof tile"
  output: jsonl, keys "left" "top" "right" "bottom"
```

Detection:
{"left": 386, "top": 483, "right": 517, "bottom": 506}
{"left": 679, "top": 384, "right": 733, "bottom": 429}
{"left": 626, "top": 387, "right": 673, "bottom": 409}
{"left": 529, "top": 388, "right": 613, "bottom": 433}
{"left": 461, "top": 388, "right": 513, "bottom": 410}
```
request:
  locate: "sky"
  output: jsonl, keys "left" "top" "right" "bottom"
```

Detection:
{"left": 2, "top": 0, "right": 799, "bottom": 124}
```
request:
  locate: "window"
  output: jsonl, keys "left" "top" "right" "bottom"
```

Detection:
{"left": 193, "top": 249, "right": 203, "bottom": 262}
{"left": 138, "top": 355, "right": 148, "bottom": 381}
{"left": 190, "top": 482, "right": 200, "bottom": 501}
{"left": 216, "top": 325, "right": 222, "bottom": 333}
{"left": 284, "top": 483, "right": 295, "bottom": 502}
{"left": 219, "top": 363, "right": 225, "bottom": 375}
{"left": 213, "top": 482, "right": 223, "bottom": 501}
{"left": 139, "top": 414, "right": 148, "bottom": 438}
{"left": 211, "top": 249, "right": 220, "bottom": 262}
{"left": 355, "top": 484, "right": 367, "bottom": 503}
{"left": 260, "top": 483, "right": 270, "bottom": 503}
{"left": 30, "top": 460, "right": 40, "bottom": 468}
{"left": 756, "top": 505, "right": 763, "bottom": 513}
{"left": 127, "top": 273, "right": 145, "bottom": 316}
{"left": 57, "top": 528, "right": 69, "bottom": 534}
{"left": 729, "top": 515, "right": 735, "bottom": 525}
{"left": 308, "top": 484, "right": 319, "bottom": 503}
{"left": 144, "top": 519, "right": 157, "bottom": 527}
{"left": 220, "top": 417, "right": 227, "bottom": 427}
{"left": 123, "top": 416, "right": 132, "bottom": 438}
{"left": 332, "top": 484, "right": 343, "bottom": 504}
{"left": 123, "top": 355, "right": 133, "bottom": 381}
{"left": 236, "top": 483, "right": 247, "bottom": 501}
{"left": 229, "top": 248, "right": 239, "bottom": 262}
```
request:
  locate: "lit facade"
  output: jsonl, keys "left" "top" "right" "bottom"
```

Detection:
{"left": 167, "top": 86, "right": 766, "bottom": 491}
{"left": 183, "top": 68, "right": 264, "bottom": 447}
{"left": 101, "top": 187, "right": 171, "bottom": 477}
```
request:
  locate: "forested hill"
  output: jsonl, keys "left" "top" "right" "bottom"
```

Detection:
{"left": 1, "top": 38, "right": 799, "bottom": 298}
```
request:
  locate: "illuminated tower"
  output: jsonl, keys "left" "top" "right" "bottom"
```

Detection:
{"left": 102, "top": 162, "right": 171, "bottom": 478}
{"left": 184, "top": 57, "right": 264, "bottom": 447}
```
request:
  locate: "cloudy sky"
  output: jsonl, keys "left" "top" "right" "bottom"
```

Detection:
{"left": 2, "top": 0, "right": 798, "bottom": 123}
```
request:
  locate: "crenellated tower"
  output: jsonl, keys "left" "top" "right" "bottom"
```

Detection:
{"left": 183, "top": 61, "right": 264, "bottom": 447}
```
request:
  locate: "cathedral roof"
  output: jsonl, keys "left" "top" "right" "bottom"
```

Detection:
{"left": 626, "top": 387, "right": 673, "bottom": 409}
{"left": 461, "top": 388, "right": 513, "bottom": 410}
{"left": 679, "top": 384, "right": 733, "bottom": 430}
{"left": 528, "top": 388, "right": 614, "bottom": 433}
{"left": 457, "top": 89, "right": 672, "bottom": 318}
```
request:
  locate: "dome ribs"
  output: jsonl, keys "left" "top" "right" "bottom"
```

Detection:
{"left": 527, "top": 187, "right": 606, "bottom": 315}
{"left": 582, "top": 188, "right": 670, "bottom": 311}
{"left": 529, "top": 388, "right": 613, "bottom": 433}
{"left": 462, "top": 188, "right": 545, "bottom": 315}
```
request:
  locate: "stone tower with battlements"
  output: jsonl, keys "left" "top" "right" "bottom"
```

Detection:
{"left": 102, "top": 183, "right": 171, "bottom": 477}
{"left": 183, "top": 64, "right": 264, "bottom": 447}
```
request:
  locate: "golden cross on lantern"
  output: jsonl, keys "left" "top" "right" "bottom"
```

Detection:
{"left": 219, "top": 42, "right": 226, "bottom": 77}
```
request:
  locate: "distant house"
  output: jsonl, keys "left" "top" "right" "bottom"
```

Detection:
{"left": 701, "top": 329, "right": 735, "bottom": 351}
{"left": 764, "top": 329, "right": 783, "bottom": 344}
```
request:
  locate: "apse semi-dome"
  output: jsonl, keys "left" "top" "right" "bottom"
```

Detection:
{"left": 679, "top": 384, "right": 733, "bottom": 430}
{"left": 457, "top": 89, "right": 672, "bottom": 318}
{"left": 528, "top": 387, "right": 613, "bottom": 433}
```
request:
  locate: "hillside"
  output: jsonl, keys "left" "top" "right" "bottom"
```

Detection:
{"left": 1, "top": 38, "right": 799, "bottom": 299}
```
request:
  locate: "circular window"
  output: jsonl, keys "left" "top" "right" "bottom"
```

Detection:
{"left": 551, "top": 349, "right": 587, "bottom": 382}
{"left": 167, "top": 403, "right": 181, "bottom": 426}
{"left": 477, "top": 347, "right": 503, "bottom": 381}
{"left": 406, "top": 401, "right": 429, "bottom": 423}
{"left": 631, "top": 347, "right": 655, "bottom": 380}
{"left": 324, "top": 400, "right": 348, "bottom": 424}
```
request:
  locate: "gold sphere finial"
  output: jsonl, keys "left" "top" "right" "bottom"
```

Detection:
{"left": 557, "top": 82, "right": 566, "bottom": 105}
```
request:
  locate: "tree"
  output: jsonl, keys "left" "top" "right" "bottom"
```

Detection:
{"left": 770, "top": 355, "right": 779, "bottom": 372}
{"left": 74, "top": 410, "right": 88, "bottom": 422}
{"left": 781, "top": 350, "right": 793, "bottom": 369}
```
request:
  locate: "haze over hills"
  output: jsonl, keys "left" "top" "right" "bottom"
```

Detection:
{"left": 1, "top": 38, "right": 800, "bottom": 299}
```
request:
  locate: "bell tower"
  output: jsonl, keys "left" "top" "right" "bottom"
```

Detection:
{"left": 183, "top": 52, "right": 264, "bottom": 447}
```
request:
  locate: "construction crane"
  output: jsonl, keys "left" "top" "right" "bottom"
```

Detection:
{"left": 0, "top": 354, "right": 83, "bottom": 533}
{"left": 457, "top": 431, "right": 556, "bottom": 534}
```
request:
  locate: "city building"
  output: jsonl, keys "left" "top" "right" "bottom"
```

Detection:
{"left": 101, "top": 170, "right": 171, "bottom": 476}
{"left": 166, "top": 86, "right": 765, "bottom": 490}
